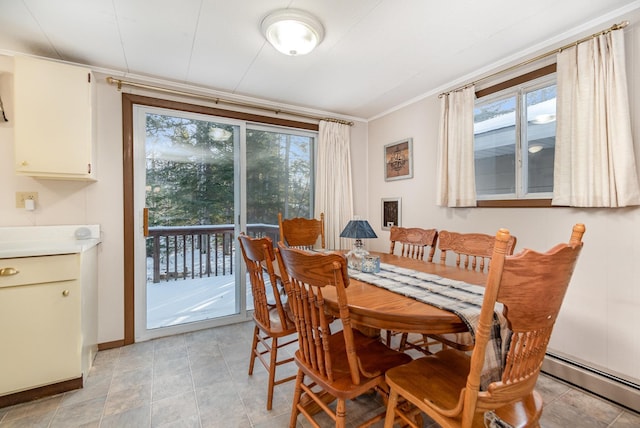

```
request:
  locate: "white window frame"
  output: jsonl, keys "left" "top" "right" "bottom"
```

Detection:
{"left": 474, "top": 73, "right": 556, "bottom": 202}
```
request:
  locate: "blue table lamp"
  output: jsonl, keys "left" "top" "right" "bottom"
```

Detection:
{"left": 340, "top": 219, "right": 377, "bottom": 269}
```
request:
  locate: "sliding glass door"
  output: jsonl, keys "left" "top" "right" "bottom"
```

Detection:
{"left": 134, "top": 106, "right": 243, "bottom": 340}
{"left": 133, "top": 105, "right": 315, "bottom": 341}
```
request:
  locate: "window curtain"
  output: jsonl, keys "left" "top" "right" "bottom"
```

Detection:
{"left": 436, "top": 85, "right": 477, "bottom": 207}
{"left": 553, "top": 28, "right": 640, "bottom": 207}
{"left": 315, "top": 120, "right": 354, "bottom": 249}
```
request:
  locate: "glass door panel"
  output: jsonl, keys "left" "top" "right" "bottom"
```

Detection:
{"left": 134, "top": 106, "right": 244, "bottom": 341}
{"left": 245, "top": 125, "right": 315, "bottom": 232}
{"left": 244, "top": 125, "right": 315, "bottom": 310}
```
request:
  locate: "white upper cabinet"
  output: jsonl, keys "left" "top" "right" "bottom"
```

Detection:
{"left": 14, "top": 56, "right": 96, "bottom": 180}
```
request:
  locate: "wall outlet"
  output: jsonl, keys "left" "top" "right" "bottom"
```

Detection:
{"left": 16, "top": 191, "right": 38, "bottom": 208}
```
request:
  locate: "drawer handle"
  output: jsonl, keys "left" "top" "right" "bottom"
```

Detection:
{"left": 62, "top": 290, "right": 70, "bottom": 297}
{"left": 0, "top": 267, "right": 19, "bottom": 276}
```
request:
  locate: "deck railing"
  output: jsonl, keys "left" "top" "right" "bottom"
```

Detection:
{"left": 147, "top": 224, "right": 279, "bottom": 283}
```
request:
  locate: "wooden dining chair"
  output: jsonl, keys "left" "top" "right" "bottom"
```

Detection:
{"left": 438, "top": 230, "right": 517, "bottom": 272}
{"left": 389, "top": 226, "right": 438, "bottom": 261}
{"left": 428, "top": 230, "right": 518, "bottom": 352}
{"left": 275, "top": 243, "right": 414, "bottom": 428}
{"left": 237, "top": 233, "right": 298, "bottom": 410}
{"left": 387, "top": 226, "right": 439, "bottom": 353}
{"left": 383, "top": 224, "right": 586, "bottom": 428}
{"left": 278, "top": 212, "right": 325, "bottom": 250}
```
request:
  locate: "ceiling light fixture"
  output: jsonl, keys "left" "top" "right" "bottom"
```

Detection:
{"left": 528, "top": 145, "right": 544, "bottom": 154}
{"left": 209, "top": 127, "right": 232, "bottom": 141}
{"left": 261, "top": 9, "right": 324, "bottom": 56}
{"left": 531, "top": 113, "right": 556, "bottom": 125}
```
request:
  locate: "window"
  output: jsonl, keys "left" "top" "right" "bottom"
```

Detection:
{"left": 474, "top": 71, "right": 556, "bottom": 203}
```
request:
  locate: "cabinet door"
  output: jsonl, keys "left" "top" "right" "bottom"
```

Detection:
{"left": 14, "top": 56, "right": 95, "bottom": 180}
{"left": 0, "top": 280, "right": 81, "bottom": 395}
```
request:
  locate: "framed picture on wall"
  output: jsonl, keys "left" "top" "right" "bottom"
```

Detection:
{"left": 381, "top": 198, "right": 401, "bottom": 230}
{"left": 384, "top": 138, "right": 413, "bottom": 181}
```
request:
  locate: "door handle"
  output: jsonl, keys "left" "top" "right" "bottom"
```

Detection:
{"left": 143, "top": 207, "right": 149, "bottom": 237}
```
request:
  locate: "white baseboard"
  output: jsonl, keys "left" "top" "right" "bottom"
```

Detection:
{"left": 542, "top": 353, "right": 640, "bottom": 413}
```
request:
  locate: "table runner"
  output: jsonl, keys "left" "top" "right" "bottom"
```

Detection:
{"left": 348, "top": 262, "right": 511, "bottom": 390}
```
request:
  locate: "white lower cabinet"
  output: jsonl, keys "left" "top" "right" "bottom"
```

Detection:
{"left": 0, "top": 252, "right": 96, "bottom": 396}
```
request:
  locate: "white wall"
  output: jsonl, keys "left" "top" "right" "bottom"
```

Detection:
{"left": 365, "top": 23, "right": 640, "bottom": 384}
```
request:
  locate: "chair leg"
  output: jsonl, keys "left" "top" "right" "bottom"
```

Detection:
{"left": 419, "top": 334, "right": 432, "bottom": 354}
{"left": 398, "top": 333, "right": 409, "bottom": 351}
{"left": 384, "top": 388, "right": 399, "bottom": 428}
{"left": 248, "top": 324, "right": 259, "bottom": 375}
{"left": 399, "top": 333, "right": 433, "bottom": 355}
{"left": 336, "top": 398, "right": 347, "bottom": 428}
{"left": 384, "top": 388, "right": 421, "bottom": 428}
{"left": 385, "top": 330, "right": 393, "bottom": 347}
{"left": 266, "top": 336, "right": 278, "bottom": 410}
{"left": 289, "top": 371, "right": 304, "bottom": 428}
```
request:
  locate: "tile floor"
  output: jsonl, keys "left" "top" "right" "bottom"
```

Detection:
{"left": 1, "top": 321, "right": 639, "bottom": 428}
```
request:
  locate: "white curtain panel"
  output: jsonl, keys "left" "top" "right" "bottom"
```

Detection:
{"left": 436, "top": 85, "right": 477, "bottom": 207}
{"left": 315, "top": 121, "right": 354, "bottom": 250}
{"left": 553, "top": 29, "right": 640, "bottom": 207}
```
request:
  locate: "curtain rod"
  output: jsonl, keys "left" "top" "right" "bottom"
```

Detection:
{"left": 440, "top": 20, "right": 629, "bottom": 98}
{"left": 106, "top": 76, "right": 354, "bottom": 126}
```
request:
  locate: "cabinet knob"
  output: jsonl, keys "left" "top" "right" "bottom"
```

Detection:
{"left": 0, "top": 267, "right": 19, "bottom": 276}
{"left": 62, "top": 289, "right": 70, "bottom": 297}
{"left": 20, "top": 161, "right": 28, "bottom": 166}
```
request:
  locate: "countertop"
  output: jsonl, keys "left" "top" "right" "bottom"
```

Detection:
{"left": 0, "top": 225, "right": 101, "bottom": 259}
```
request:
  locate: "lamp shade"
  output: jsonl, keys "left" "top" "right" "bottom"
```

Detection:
{"left": 340, "top": 220, "right": 377, "bottom": 239}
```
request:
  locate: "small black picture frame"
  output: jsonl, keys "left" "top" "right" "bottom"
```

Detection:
{"left": 381, "top": 198, "right": 401, "bottom": 230}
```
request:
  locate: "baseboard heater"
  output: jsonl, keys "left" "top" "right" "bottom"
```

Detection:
{"left": 542, "top": 353, "right": 640, "bottom": 413}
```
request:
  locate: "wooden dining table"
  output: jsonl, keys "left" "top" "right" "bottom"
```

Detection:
{"left": 320, "top": 251, "right": 488, "bottom": 336}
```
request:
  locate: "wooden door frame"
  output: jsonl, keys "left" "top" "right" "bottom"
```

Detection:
{"left": 120, "top": 93, "right": 317, "bottom": 345}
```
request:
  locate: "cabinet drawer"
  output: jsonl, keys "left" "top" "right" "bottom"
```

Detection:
{"left": 0, "top": 254, "right": 79, "bottom": 288}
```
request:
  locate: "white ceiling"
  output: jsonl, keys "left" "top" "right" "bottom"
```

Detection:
{"left": 1, "top": 0, "right": 640, "bottom": 120}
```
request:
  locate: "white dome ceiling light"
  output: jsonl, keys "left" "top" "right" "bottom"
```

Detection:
{"left": 261, "top": 9, "right": 324, "bottom": 56}
{"left": 528, "top": 144, "right": 544, "bottom": 154}
{"left": 209, "top": 127, "right": 232, "bottom": 141}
